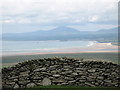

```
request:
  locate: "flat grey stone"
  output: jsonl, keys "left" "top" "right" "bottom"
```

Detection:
{"left": 52, "top": 79, "right": 65, "bottom": 83}
{"left": 97, "top": 76, "right": 104, "bottom": 80}
{"left": 53, "top": 74, "right": 60, "bottom": 77}
{"left": 34, "top": 67, "right": 46, "bottom": 72}
{"left": 88, "top": 69, "right": 96, "bottom": 73}
{"left": 104, "top": 80, "right": 112, "bottom": 83}
{"left": 71, "top": 73, "right": 78, "bottom": 76}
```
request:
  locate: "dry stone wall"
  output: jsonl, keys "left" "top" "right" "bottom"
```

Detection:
{"left": 2, "top": 57, "right": 120, "bottom": 89}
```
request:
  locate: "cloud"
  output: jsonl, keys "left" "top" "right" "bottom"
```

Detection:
{"left": 69, "top": 24, "right": 118, "bottom": 31}
{"left": 17, "top": 18, "right": 31, "bottom": 24}
{"left": 2, "top": 19, "right": 15, "bottom": 23}
{"left": 1, "top": 0, "right": 118, "bottom": 33}
{"left": 89, "top": 15, "right": 99, "bottom": 22}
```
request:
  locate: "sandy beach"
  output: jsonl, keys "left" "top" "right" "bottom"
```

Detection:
{"left": 1, "top": 42, "right": 119, "bottom": 57}
{"left": 2, "top": 42, "right": 119, "bottom": 67}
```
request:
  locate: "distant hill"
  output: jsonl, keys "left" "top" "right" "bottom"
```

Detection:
{"left": 2, "top": 26, "right": 118, "bottom": 41}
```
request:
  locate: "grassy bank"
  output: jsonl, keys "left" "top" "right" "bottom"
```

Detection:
{"left": 2, "top": 52, "right": 119, "bottom": 68}
{"left": 26, "top": 85, "right": 120, "bottom": 90}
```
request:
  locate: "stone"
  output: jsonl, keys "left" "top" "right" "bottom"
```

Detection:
{"left": 111, "top": 72, "right": 117, "bottom": 75}
{"left": 52, "top": 79, "right": 65, "bottom": 83}
{"left": 97, "top": 76, "right": 104, "bottom": 80}
{"left": 76, "top": 70, "right": 82, "bottom": 73}
{"left": 51, "top": 71, "right": 57, "bottom": 74}
{"left": 14, "top": 83, "right": 19, "bottom": 89}
{"left": 78, "top": 72, "right": 84, "bottom": 75}
{"left": 64, "top": 77, "right": 74, "bottom": 80}
{"left": 8, "top": 76, "right": 18, "bottom": 81}
{"left": 79, "top": 62, "right": 83, "bottom": 65}
{"left": 79, "top": 80, "right": 86, "bottom": 82}
{"left": 7, "top": 82, "right": 15, "bottom": 85}
{"left": 26, "top": 83, "right": 36, "bottom": 88}
{"left": 75, "top": 63, "right": 79, "bottom": 66}
{"left": 92, "top": 65, "right": 100, "bottom": 68}
{"left": 86, "top": 77, "right": 94, "bottom": 81}
{"left": 64, "top": 68, "right": 70, "bottom": 71}
{"left": 71, "top": 73, "right": 78, "bottom": 76}
{"left": 75, "top": 68, "right": 84, "bottom": 70}
{"left": 76, "top": 60, "right": 82, "bottom": 63}
{"left": 33, "top": 77, "right": 42, "bottom": 80}
{"left": 63, "top": 66, "right": 71, "bottom": 69}
{"left": 65, "top": 70, "right": 73, "bottom": 74}
{"left": 61, "top": 83, "right": 69, "bottom": 85}
{"left": 85, "top": 82, "right": 95, "bottom": 87}
{"left": 42, "top": 78, "right": 51, "bottom": 86}
{"left": 49, "top": 77, "right": 54, "bottom": 79}
{"left": 36, "top": 82, "right": 42, "bottom": 86}
{"left": 18, "top": 80, "right": 30, "bottom": 85}
{"left": 68, "top": 80, "right": 76, "bottom": 83}
{"left": 53, "top": 74, "right": 60, "bottom": 78}
{"left": 80, "top": 76, "right": 86, "bottom": 79}
{"left": 20, "top": 71, "right": 29, "bottom": 76}
{"left": 88, "top": 69, "right": 96, "bottom": 73}
{"left": 104, "top": 80, "right": 112, "bottom": 83}
{"left": 49, "top": 66, "right": 56, "bottom": 69}
{"left": 14, "top": 79, "right": 18, "bottom": 82}
{"left": 2, "top": 57, "right": 120, "bottom": 88}
{"left": 61, "top": 72, "right": 66, "bottom": 75}
{"left": 19, "top": 67, "right": 27, "bottom": 72}
{"left": 34, "top": 67, "right": 46, "bottom": 72}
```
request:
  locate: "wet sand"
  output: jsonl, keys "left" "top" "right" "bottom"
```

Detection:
{"left": 1, "top": 42, "right": 118, "bottom": 57}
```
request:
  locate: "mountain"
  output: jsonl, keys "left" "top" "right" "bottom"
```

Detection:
{"left": 2, "top": 26, "right": 118, "bottom": 41}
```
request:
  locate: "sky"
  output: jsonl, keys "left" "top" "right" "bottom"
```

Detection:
{"left": 0, "top": 0, "right": 119, "bottom": 33}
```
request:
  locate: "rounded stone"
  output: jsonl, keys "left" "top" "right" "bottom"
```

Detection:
{"left": 26, "top": 83, "right": 36, "bottom": 88}
{"left": 42, "top": 78, "right": 51, "bottom": 86}
{"left": 14, "top": 83, "right": 19, "bottom": 89}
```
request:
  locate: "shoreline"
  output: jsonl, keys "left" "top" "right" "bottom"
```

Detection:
{"left": 1, "top": 51, "right": 118, "bottom": 57}
{"left": 1, "top": 42, "right": 119, "bottom": 57}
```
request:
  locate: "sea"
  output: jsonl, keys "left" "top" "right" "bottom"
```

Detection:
{"left": 1, "top": 40, "right": 119, "bottom": 67}
{"left": 2, "top": 40, "right": 95, "bottom": 56}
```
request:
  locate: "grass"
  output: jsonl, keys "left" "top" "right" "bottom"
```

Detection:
{"left": 25, "top": 85, "right": 120, "bottom": 90}
{"left": 2, "top": 52, "right": 119, "bottom": 68}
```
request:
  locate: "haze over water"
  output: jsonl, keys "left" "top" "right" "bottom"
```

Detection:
{"left": 2, "top": 40, "right": 95, "bottom": 56}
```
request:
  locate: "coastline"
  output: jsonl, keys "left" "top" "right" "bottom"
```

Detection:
{"left": 1, "top": 42, "right": 119, "bottom": 57}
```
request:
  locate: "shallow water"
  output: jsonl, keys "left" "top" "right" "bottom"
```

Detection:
{"left": 2, "top": 40, "right": 96, "bottom": 56}
{"left": 1, "top": 40, "right": 119, "bottom": 68}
